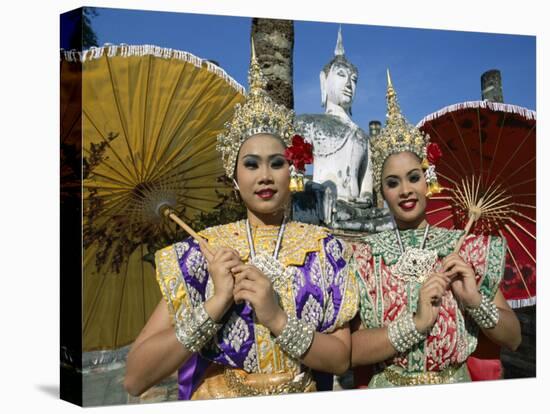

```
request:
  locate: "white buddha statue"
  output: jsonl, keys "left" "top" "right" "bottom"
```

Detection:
{"left": 296, "top": 28, "right": 373, "bottom": 205}
{"left": 293, "top": 28, "right": 391, "bottom": 232}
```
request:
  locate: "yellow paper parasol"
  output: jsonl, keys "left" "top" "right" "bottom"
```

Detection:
{"left": 63, "top": 44, "right": 246, "bottom": 351}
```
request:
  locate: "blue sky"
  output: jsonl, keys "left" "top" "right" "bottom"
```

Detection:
{"left": 78, "top": 6, "right": 536, "bottom": 129}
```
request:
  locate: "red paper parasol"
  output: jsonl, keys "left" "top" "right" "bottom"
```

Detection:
{"left": 417, "top": 101, "right": 536, "bottom": 309}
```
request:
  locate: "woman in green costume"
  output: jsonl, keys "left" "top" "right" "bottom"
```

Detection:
{"left": 350, "top": 72, "right": 521, "bottom": 387}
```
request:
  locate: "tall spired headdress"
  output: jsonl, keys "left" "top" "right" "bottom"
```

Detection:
{"left": 216, "top": 40, "right": 295, "bottom": 177}
{"left": 371, "top": 70, "right": 439, "bottom": 197}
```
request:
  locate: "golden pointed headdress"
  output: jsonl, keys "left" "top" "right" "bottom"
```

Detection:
{"left": 216, "top": 40, "right": 295, "bottom": 177}
{"left": 371, "top": 70, "right": 432, "bottom": 194}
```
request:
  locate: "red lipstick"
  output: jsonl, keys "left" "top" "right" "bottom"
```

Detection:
{"left": 399, "top": 199, "right": 417, "bottom": 211}
{"left": 256, "top": 189, "right": 276, "bottom": 200}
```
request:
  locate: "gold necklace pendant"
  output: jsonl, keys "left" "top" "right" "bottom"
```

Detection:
{"left": 395, "top": 247, "right": 438, "bottom": 284}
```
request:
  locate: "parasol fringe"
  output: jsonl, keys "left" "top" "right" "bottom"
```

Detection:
{"left": 61, "top": 44, "right": 246, "bottom": 95}
{"left": 507, "top": 296, "right": 536, "bottom": 309}
{"left": 417, "top": 100, "right": 536, "bottom": 127}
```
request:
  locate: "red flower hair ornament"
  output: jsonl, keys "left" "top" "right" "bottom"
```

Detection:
{"left": 284, "top": 135, "right": 313, "bottom": 172}
{"left": 427, "top": 142, "right": 443, "bottom": 165}
{"left": 284, "top": 135, "right": 312, "bottom": 192}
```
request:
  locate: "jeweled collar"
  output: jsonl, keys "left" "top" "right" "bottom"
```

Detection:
{"left": 364, "top": 226, "right": 464, "bottom": 265}
{"left": 198, "top": 220, "right": 329, "bottom": 266}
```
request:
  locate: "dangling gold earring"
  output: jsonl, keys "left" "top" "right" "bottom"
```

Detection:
{"left": 423, "top": 160, "right": 442, "bottom": 198}
{"left": 288, "top": 165, "right": 304, "bottom": 192}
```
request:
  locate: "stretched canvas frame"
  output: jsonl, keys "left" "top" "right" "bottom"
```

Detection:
{"left": 60, "top": 5, "right": 536, "bottom": 407}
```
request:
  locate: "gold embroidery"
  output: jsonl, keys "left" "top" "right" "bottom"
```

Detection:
{"left": 199, "top": 221, "right": 326, "bottom": 373}
{"left": 155, "top": 245, "right": 192, "bottom": 324}
{"left": 254, "top": 321, "right": 299, "bottom": 374}
{"left": 156, "top": 222, "right": 353, "bottom": 374}
{"left": 332, "top": 242, "right": 359, "bottom": 331}
{"left": 198, "top": 221, "right": 328, "bottom": 267}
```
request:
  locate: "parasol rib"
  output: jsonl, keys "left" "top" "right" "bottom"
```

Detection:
{"left": 485, "top": 112, "right": 507, "bottom": 189}
{"left": 142, "top": 60, "right": 198, "bottom": 180}
{"left": 450, "top": 111, "right": 476, "bottom": 173}
{"left": 437, "top": 171, "right": 460, "bottom": 187}
{"left": 83, "top": 251, "right": 112, "bottom": 333}
{"left": 493, "top": 124, "right": 536, "bottom": 181}
{"left": 499, "top": 156, "right": 536, "bottom": 184}
{"left": 153, "top": 144, "right": 222, "bottom": 182}
{"left": 148, "top": 70, "right": 223, "bottom": 181}
{"left": 83, "top": 111, "right": 137, "bottom": 186}
{"left": 513, "top": 210, "right": 536, "bottom": 224}
{"left": 512, "top": 193, "right": 536, "bottom": 198}
{"left": 84, "top": 182, "right": 137, "bottom": 192}
{"left": 507, "top": 217, "right": 536, "bottom": 241}
{"left": 139, "top": 54, "right": 153, "bottom": 182}
{"left": 149, "top": 122, "right": 228, "bottom": 184}
{"left": 477, "top": 108, "right": 483, "bottom": 184}
{"left": 473, "top": 175, "right": 482, "bottom": 210}
{"left": 114, "top": 250, "right": 130, "bottom": 350}
{"left": 61, "top": 109, "right": 81, "bottom": 143}
{"left": 425, "top": 205, "right": 453, "bottom": 215}
{"left": 423, "top": 123, "right": 470, "bottom": 176}
{"left": 480, "top": 194, "right": 512, "bottom": 213}
{"left": 506, "top": 177, "right": 536, "bottom": 192}
{"left": 83, "top": 171, "right": 136, "bottom": 189}
{"left": 432, "top": 214, "right": 455, "bottom": 227}
{"left": 512, "top": 202, "right": 536, "bottom": 210}
{"left": 504, "top": 224, "right": 536, "bottom": 264}
{"left": 104, "top": 53, "right": 141, "bottom": 181}
{"left": 451, "top": 180, "right": 470, "bottom": 210}
{"left": 155, "top": 168, "right": 224, "bottom": 190}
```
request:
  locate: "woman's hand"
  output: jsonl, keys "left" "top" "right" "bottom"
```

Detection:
{"left": 231, "top": 264, "right": 287, "bottom": 335}
{"left": 441, "top": 253, "right": 481, "bottom": 307}
{"left": 199, "top": 242, "right": 241, "bottom": 314}
{"left": 414, "top": 272, "right": 451, "bottom": 334}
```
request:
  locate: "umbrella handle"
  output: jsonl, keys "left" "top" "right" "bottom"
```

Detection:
{"left": 161, "top": 208, "right": 215, "bottom": 258}
{"left": 453, "top": 214, "right": 476, "bottom": 254}
{"left": 453, "top": 199, "right": 484, "bottom": 254}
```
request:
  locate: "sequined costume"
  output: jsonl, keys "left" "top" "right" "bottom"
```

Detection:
{"left": 353, "top": 227, "right": 506, "bottom": 387}
{"left": 155, "top": 220, "right": 358, "bottom": 398}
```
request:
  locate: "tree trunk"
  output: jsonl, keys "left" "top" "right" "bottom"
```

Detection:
{"left": 251, "top": 18, "right": 294, "bottom": 110}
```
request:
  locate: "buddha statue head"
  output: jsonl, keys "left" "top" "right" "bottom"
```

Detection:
{"left": 320, "top": 27, "right": 359, "bottom": 115}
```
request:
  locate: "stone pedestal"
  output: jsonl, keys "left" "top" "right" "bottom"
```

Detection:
{"left": 291, "top": 181, "right": 393, "bottom": 233}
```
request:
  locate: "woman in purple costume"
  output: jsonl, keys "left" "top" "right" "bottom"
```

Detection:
{"left": 124, "top": 48, "right": 358, "bottom": 400}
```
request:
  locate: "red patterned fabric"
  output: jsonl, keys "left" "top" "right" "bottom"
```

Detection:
{"left": 353, "top": 230, "right": 505, "bottom": 373}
